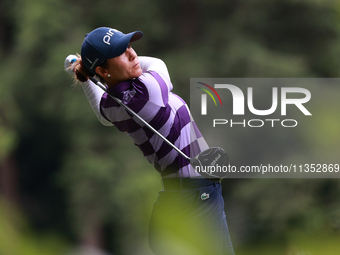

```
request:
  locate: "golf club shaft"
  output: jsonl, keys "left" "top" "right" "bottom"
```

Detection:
{"left": 89, "top": 76, "right": 191, "bottom": 161}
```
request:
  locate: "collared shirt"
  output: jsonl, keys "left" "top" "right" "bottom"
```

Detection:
{"left": 82, "top": 57, "right": 208, "bottom": 177}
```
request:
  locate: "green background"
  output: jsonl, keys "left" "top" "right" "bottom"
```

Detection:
{"left": 1, "top": 0, "right": 340, "bottom": 254}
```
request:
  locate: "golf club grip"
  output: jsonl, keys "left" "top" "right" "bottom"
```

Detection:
{"left": 88, "top": 76, "right": 191, "bottom": 161}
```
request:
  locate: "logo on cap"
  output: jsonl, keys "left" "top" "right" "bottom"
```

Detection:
{"left": 85, "top": 57, "right": 99, "bottom": 70}
{"left": 103, "top": 28, "right": 122, "bottom": 46}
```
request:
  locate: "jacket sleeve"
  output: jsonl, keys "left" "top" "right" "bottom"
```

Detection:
{"left": 82, "top": 80, "right": 114, "bottom": 126}
{"left": 136, "top": 57, "right": 173, "bottom": 107}
{"left": 138, "top": 56, "right": 171, "bottom": 81}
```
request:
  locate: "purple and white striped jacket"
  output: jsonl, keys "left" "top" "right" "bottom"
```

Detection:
{"left": 82, "top": 57, "right": 208, "bottom": 178}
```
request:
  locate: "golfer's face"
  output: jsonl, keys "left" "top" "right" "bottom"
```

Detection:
{"left": 106, "top": 44, "right": 142, "bottom": 84}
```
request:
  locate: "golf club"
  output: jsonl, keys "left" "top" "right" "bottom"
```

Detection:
{"left": 88, "top": 75, "right": 229, "bottom": 180}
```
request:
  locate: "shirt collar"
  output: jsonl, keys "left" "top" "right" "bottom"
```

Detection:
{"left": 107, "top": 80, "right": 133, "bottom": 97}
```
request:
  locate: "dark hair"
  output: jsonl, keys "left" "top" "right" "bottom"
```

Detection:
{"left": 96, "top": 60, "right": 108, "bottom": 84}
{"left": 74, "top": 59, "right": 92, "bottom": 82}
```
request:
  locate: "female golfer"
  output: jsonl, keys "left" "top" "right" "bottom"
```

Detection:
{"left": 65, "top": 27, "right": 234, "bottom": 255}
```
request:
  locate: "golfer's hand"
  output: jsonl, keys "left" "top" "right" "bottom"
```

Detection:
{"left": 64, "top": 54, "right": 79, "bottom": 75}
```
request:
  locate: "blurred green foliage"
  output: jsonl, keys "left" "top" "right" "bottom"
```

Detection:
{"left": 0, "top": 198, "right": 68, "bottom": 255}
{"left": 1, "top": 0, "right": 340, "bottom": 254}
